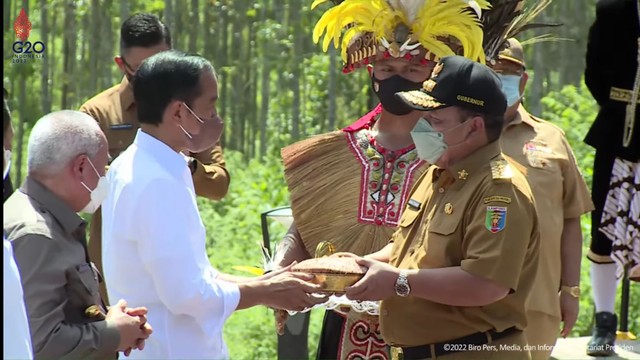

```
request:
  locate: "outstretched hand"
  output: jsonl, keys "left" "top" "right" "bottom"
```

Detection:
{"left": 345, "top": 257, "right": 399, "bottom": 302}
{"left": 259, "top": 261, "right": 297, "bottom": 281}
{"left": 265, "top": 271, "right": 328, "bottom": 311}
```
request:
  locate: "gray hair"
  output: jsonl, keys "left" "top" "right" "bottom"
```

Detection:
{"left": 27, "top": 110, "right": 103, "bottom": 174}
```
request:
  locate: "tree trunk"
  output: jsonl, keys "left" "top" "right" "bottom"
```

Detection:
{"left": 15, "top": 77, "right": 26, "bottom": 185}
{"left": 120, "top": 0, "right": 129, "bottom": 23}
{"left": 164, "top": 0, "right": 173, "bottom": 35}
{"left": 202, "top": 1, "right": 213, "bottom": 59}
{"left": 218, "top": 1, "right": 229, "bottom": 144}
{"left": 290, "top": 0, "right": 302, "bottom": 142}
{"left": 80, "top": 12, "right": 89, "bottom": 101}
{"left": 4, "top": 0, "right": 11, "bottom": 34}
{"left": 328, "top": 45, "right": 337, "bottom": 131}
{"left": 245, "top": 17, "right": 257, "bottom": 157}
{"left": 50, "top": 3, "right": 57, "bottom": 108}
{"left": 258, "top": 1, "right": 270, "bottom": 158}
{"left": 230, "top": 1, "right": 244, "bottom": 151}
{"left": 103, "top": 0, "right": 115, "bottom": 88}
{"left": 61, "top": 0, "right": 77, "bottom": 109}
{"left": 40, "top": 0, "right": 51, "bottom": 114}
{"left": 174, "top": 0, "right": 183, "bottom": 51}
{"left": 14, "top": 0, "right": 29, "bottom": 185}
{"left": 189, "top": 0, "right": 199, "bottom": 53}
{"left": 530, "top": 44, "right": 545, "bottom": 116}
{"left": 89, "top": 0, "right": 100, "bottom": 96}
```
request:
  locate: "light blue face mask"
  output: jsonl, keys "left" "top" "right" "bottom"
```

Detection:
{"left": 410, "top": 118, "right": 448, "bottom": 164}
{"left": 497, "top": 74, "right": 522, "bottom": 107}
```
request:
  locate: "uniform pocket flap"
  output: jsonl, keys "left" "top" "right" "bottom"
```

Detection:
{"left": 428, "top": 210, "right": 462, "bottom": 236}
{"left": 399, "top": 205, "right": 422, "bottom": 228}
{"left": 73, "top": 263, "right": 99, "bottom": 295}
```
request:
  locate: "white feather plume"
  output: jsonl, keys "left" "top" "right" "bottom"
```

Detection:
{"left": 397, "top": 0, "right": 427, "bottom": 23}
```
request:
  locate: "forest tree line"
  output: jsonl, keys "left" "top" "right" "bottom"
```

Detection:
{"left": 4, "top": 0, "right": 598, "bottom": 183}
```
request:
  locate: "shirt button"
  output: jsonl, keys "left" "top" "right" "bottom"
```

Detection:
{"left": 383, "top": 310, "right": 389, "bottom": 316}
{"left": 387, "top": 163, "right": 392, "bottom": 169}
{"left": 383, "top": 184, "right": 388, "bottom": 190}
{"left": 409, "top": 249, "right": 415, "bottom": 255}
{"left": 384, "top": 173, "right": 390, "bottom": 180}
{"left": 438, "top": 187, "right": 445, "bottom": 193}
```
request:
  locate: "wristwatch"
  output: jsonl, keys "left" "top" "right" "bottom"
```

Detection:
{"left": 561, "top": 285, "right": 581, "bottom": 298}
{"left": 395, "top": 271, "right": 411, "bottom": 297}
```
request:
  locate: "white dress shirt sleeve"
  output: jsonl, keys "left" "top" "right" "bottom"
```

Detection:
{"left": 3, "top": 237, "right": 33, "bottom": 360}
{"left": 134, "top": 178, "right": 240, "bottom": 336}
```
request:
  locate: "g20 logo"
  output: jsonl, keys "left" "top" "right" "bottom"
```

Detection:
{"left": 12, "top": 41, "right": 45, "bottom": 54}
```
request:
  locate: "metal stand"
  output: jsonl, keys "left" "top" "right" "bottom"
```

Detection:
{"left": 260, "top": 207, "right": 311, "bottom": 359}
{"left": 277, "top": 312, "right": 311, "bottom": 360}
{"left": 616, "top": 267, "right": 637, "bottom": 340}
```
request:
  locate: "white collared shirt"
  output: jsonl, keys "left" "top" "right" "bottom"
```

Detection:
{"left": 3, "top": 237, "right": 33, "bottom": 360}
{"left": 102, "top": 130, "right": 240, "bottom": 360}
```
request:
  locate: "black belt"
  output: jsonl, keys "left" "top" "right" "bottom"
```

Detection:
{"left": 394, "top": 326, "right": 520, "bottom": 359}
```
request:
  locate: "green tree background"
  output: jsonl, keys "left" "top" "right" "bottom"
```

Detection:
{"left": 3, "top": 0, "right": 638, "bottom": 358}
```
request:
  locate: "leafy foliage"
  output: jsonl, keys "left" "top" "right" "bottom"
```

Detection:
{"left": 197, "top": 151, "right": 325, "bottom": 359}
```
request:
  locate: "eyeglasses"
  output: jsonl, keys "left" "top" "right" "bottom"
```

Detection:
{"left": 120, "top": 56, "right": 138, "bottom": 74}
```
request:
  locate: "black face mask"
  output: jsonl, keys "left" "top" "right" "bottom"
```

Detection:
{"left": 372, "top": 74, "right": 424, "bottom": 115}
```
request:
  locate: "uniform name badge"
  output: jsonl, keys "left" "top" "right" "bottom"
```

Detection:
{"left": 485, "top": 206, "right": 507, "bottom": 233}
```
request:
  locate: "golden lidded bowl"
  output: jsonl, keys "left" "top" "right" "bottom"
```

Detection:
{"left": 291, "top": 257, "right": 366, "bottom": 293}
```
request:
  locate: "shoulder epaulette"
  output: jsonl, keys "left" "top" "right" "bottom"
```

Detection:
{"left": 490, "top": 159, "right": 514, "bottom": 181}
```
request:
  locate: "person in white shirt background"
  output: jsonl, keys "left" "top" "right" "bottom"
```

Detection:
{"left": 101, "top": 50, "right": 327, "bottom": 360}
{"left": 3, "top": 87, "right": 33, "bottom": 360}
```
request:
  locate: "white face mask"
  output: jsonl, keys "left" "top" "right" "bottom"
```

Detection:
{"left": 3, "top": 148, "right": 10, "bottom": 181}
{"left": 80, "top": 158, "right": 109, "bottom": 214}
{"left": 410, "top": 118, "right": 448, "bottom": 164}
{"left": 497, "top": 74, "right": 522, "bottom": 107}
{"left": 410, "top": 117, "right": 469, "bottom": 164}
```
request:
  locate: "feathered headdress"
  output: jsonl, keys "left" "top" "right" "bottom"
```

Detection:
{"left": 482, "top": 0, "right": 560, "bottom": 64}
{"left": 311, "top": 0, "right": 491, "bottom": 73}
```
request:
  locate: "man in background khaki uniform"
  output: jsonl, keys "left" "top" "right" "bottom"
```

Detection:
{"left": 491, "top": 39, "right": 594, "bottom": 359}
{"left": 80, "top": 13, "right": 230, "bottom": 302}
{"left": 3, "top": 111, "right": 151, "bottom": 359}
{"left": 344, "top": 56, "right": 539, "bottom": 359}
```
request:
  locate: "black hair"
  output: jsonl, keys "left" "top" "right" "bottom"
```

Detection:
{"left": 3, "top": 88, "right": 10, "bottom": 133}
{"left": 458, "top": 108, "right": 504, "bottom": 142}
{"left": 133, "top": 50, "right": 214, "bottom": 125}
{"left": 120, "top": 13, "right": 171, "bottom": 54}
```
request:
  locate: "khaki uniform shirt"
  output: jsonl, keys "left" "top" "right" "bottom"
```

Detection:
{"left": 79, "top": 77, "right": 231, "bottom": 302}
{"left": 3, "top": 177, "right": 118, "bottom": 360}
{"left": 379, "top": 141, "right": 540, "bottom": 346}
{"left": 500, "top": 106, "right": 594, "bottom": 318}
{"left": 79, "top": 77, "right": 230, "bottom": 198}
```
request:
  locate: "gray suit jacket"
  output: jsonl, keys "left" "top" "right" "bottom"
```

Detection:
{"left": 3, "top": 177, "right": 119, "bottom": 360}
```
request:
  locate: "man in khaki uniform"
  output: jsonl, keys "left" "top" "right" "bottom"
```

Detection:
{"left": 345, "top": 56, "right": 540, "bottom": 359}
{"left": 80, "top": 14, "right": 230, "bottom": 302}
{"left": 3, "top": 111, "right": 151, "bottom": 359}
{"left": 491, "top": 39, "right": 594, "bottom": 359}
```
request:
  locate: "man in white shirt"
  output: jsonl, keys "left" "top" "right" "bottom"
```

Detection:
{"left": 3, "top": 100, "right": 32, "bottom": 358}
{"left": 101, "top": 50, "right": 325, "bottom": 359}
{"left": 3, "top": 236, "right": 33, "bottom": 360}
{"left": 2, "top": 88, "right": 33, "bottom": 359}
